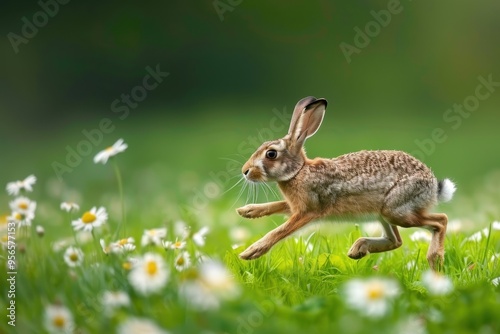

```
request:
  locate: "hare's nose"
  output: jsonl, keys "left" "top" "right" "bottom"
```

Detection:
{"left": 243, "top": 169, "right": 250, "bottom": 176}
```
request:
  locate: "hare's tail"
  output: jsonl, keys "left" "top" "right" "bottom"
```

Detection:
{"left": 437, "top": 179, "right": 456, "bottom": 202}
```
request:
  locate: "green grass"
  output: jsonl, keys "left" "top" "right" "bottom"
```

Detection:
{"left": 1, "top": 110, "right": 500, "bottom": 333}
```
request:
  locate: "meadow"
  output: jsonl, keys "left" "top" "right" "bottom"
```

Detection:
{"left": 1, "top": 109, "right": 500, "bottom": 334}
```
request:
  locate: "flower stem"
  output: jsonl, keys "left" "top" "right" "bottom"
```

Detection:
{"left": 113, "top": 159, "right": 126, "bottom": 238}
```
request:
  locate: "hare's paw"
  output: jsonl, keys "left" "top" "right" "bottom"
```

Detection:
{"left": 239, "top": 240, "right": 271, "bottom": 260}
{"left": 236, "top": 204, "right": 266, "bottom": 219}
{"left": 347, "top": 238, "right": 370, "bottom": 260}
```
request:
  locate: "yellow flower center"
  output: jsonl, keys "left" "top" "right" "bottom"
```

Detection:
{"left": 14, "top": 213, "right": 23, "bottom": 220}
{"left": 69, "top": 253, "right": 79, "bottom": 262}
{"left": 118, "top": 239, "right": 128, "bottom": 246}
{"left": 82, "top": 212, "right": 96, "bottom": 224}
{"left": 105, "top": 146, "right": 114, "bottom": 152}
{"left": 18, "top": 202, "right": 28, "bottom": 210}
{"left": 122, "top": 262, "right": 132, "bottom": 271}
{"left": 53, "top": 315, "right": 66, "bottom": 328}
{"left": 146, "top": 261, "right": 158, "bottom": 275}
{"left": 367, "top": 283, "right": 384, "bottom": 300}
{"left": 174, "top": 241, "right": 183, "bottom": 248}
{"left": 176, "top": 257, "right": 185, "bottom": 266}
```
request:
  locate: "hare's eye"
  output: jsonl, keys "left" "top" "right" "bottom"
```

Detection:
{"left": 266, "top": 150, "right": 278, "bottom": 159}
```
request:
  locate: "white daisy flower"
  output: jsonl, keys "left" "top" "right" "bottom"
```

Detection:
{"left": 491, "top": 277, "right": 500, "bottom": 287}
{"left": 174, "top": 251, "right": 191, "bottom": 271}
{"left": 492, "top": 221, "right": 500, "bottom": 230}
{"left": 9, "top": 196, "right": 36, "bottom": 215}
{"left": 60, "top": 202, "right": 80, "bottom": 213}
{"left": 174, "top": 220, "right": 190, "bottom": 239}
{"left": 71, "top": 206, "right": 108, "bottom": 232}
{"left": 101, "top": 290, "right": 131, "bottom": 314}
{"left": 52, "top": 237, "right": 73, "bottom": 252}
{"left": 100, "top": 237, "right": 136, "bottom": 254}
{"left": 117, "top": 317, "right": 169, "bottom": 334}
{"left": 44, "top": 304, "right": 74, "bottom": 334}
{"left": 6, "top": 175, "right": 36, "bottom": 196}
{"left": 343, "top": 277, "right": 400, "bottom": 318}
{"left": 466, "top": 228, "right": 489, "bottom": 242}
{"left": 410, "top": 230, "right": 432, "bottom": 243}
{"left": 229, "top": 226, "right": 250, "bottom": 243}
{"left": 63, "top": 246, "right": 84, "bottom": 267}
{"left": 421, "top": 270, "right": 454, "bottom": 295}
{"left": 192, "top": 226, "right": 209, "bottom": 247}
{"left": 8, "top": 210, "right": 35, "bottom": 227}
{"left": 128, "top": 252, "right": 169, "bottom": 295}
{"left": 163, "top": 239, "right": 186, "bottom": 250}
{"left": 93, "top": 138, "right": 128, "bottom": 164}
{"left": 179, "top": 260, "right": 240, "bottom": 310}
{"left": 141, "top": 228, "right": 167, "bottom": 247}
{"left": 36, "top": 225, "right": 45, "bottom": 237}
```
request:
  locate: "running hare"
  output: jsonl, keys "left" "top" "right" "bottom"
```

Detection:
{"left": 237, "top": 96, "right": 455, "bottom": 270}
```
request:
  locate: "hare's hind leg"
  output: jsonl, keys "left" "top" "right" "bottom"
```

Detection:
{"left": 347, "top": 220, "right": 403, "bottom": 259}
{"left": 237, "top": 200, "right": 290, "bottom": 219}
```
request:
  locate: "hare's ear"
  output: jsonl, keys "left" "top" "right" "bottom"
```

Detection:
{"left": 287, "top": 96, "right": 327, "bottom": 150}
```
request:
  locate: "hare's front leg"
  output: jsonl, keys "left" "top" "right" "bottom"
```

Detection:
{"left": 236, "top": 200, "right": 290, "bottom": 219}
{"left": 347, "top": 220, "right": 403, "bottom": 259}
{"left": 239, "top": 212, "right": 316, "bottom": 260}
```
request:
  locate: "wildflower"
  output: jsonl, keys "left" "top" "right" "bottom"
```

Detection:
{"left": 44, "top": 304, "right": 74, "bottom": 334}
{"left": 466, "top": 228, "right": 489, "bottom": 242}
{"left": 174, "top": 251, "right": 191, "bottom": 271}
{"left": 179, "top": 260, "right": 240, "bottom": 310}
{"left": 163, "top": 239, "right": 186, "bottom": 250}
{"left": 60, "top": 202, "right": 80, "bottom": 213}
{"left": 343, "top": 277, "right": 400, "bottom": 318}
{"left": 141, "top": 228, "right": 167, "bottom": 247}
{"left": 71, "top": 206, "right": 108, "bottom": 232}
{"left": 174, "top": 220, "right": 190, "bottom": 239}
{"left": 94, "top": 138, "right": 128, "bottom": 164}
{"left": 100, "top": 237, "right": 135, "bottom": 254}
{"left": 6, "top": 175, "right": 36, "bottom": 196}
{"left": 491, "top": 277, "right": 500, "bottom": 287}
{"left": 410, "top": 230, "right": 432, "bottom": 243}
{"left": 9, "top": 196, "right": 36, "bottom": 216}
{"left": 36, "top": 225, "right": 45, "bottom": 237}
{"left": 192, "top": 226, "right": 209, "bottom": 247}
{"left": 128, "top": 252, "right": 169, "bottom": 295}
{"left": 117, "top": 317, "right": 169, "bottom": 334}
{"left": 63, "top": 246, "right": 84, "bottom": 267}
{"left": 229, "top": 226, "right": 250, "bottom": 243}
{"left": 492, "top": 221, "right": 500, "bottom": 230}
{"left": 421, "top": 270, "right": 453, "bottom": 295}
{"left": 8, "top": 210, "right": 35, "bottom": 227}
{"left": 101, "top": 290, "right": 131, "bottom": 314}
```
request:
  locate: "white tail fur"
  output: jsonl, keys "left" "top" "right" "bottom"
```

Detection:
{"left": 438, "top": 179, "right": 456, "bottom": 202}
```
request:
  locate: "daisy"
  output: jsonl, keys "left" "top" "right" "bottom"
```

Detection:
{"left": 141, "top": 228, "right": 167, "bottom": 247}
{"left": 179, "top": 260, "right": 240, "bottom": 310}
{"left": 421, "top": 270, "right": 453, "bottom": 295}
{"left": 466, "top": 228, "right": 489, "bottom": 242}
{"left": 174, "top": 220, "right": 190, "bottom": 239}
{"left": 101, "top": 290, "right": 131, "bottom": 314}
{"left": 410, "top": 230, "right": 432, "bottom": 243}
{"left": 63, "top": 246, "right": 84, "bottom": 267}
{"left": 492, "top": 221, "right": 500, "bottom": 230}
{"left": 100, "top": 237, "right": 136, "bottom": 254}
{"left": 60, "top": 202, "right": 80, "bottom": 213}
{"left": 163, "top": 239, "right": 186, "bottom": 250}
{"left": 343, "top": 277, "right": 400, "bottom": 318}
{"left": 94, "top": 138, "right": 128, "bottom": 164}
{"left": 192, "top": 226, "right": 209, "bottom": 247}
{"left": 229, "top": 226, "right": 250, "bottom": 243}
{"left": 6, "top": 175, "right": 36, "bottom": 196}
{"left": 9, "top": 196, "right": 36, "bottom": 215}
{"left": 128, "top": 252, "right": 169, "bottom": 295}
{"left": 44, "top": 304, "right": 74, "bottom": 334}
{"left": 71, "top": 206, "right": 108, "bottom": 232}
{"left": 8, "top": 210, "right": 35, "bottom": 227}
{"left": 36, "top": 225, "right": 45, "bottom": 237}
{"left": 117, "top": 317, "right": 169, "bottom": 334}
{"left": 174, "top": 251, "right": 191, "bottom": 271}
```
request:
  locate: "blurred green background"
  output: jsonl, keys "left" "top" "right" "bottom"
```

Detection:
{"left": 1, "top": 0, "right": 499, "bottom": 209}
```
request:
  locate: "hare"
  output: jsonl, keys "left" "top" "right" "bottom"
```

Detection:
{"left": 236, "top": 96, "right": 456, "bottom": 270}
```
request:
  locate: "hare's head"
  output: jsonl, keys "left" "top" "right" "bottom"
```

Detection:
{"left": 242, "top": 96, "right": 327, "bottom": 183}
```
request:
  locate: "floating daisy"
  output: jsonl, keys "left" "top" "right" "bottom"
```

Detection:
{"left": 410, "top": 230, "right": 432, "bottom": 243}
{"left": 179, "top": 260, "right": 240, "bottom": 310}
{"left": 6, "top": 175, "right": 36, "bottom": 196}
{"left": 60, "top": 202, "right": 80, "bottom": 213}
{"left": 71, "top": 207, "right": 108, "bottom": 232}
{"left": 141, "top": 228, "right": 167, "bottom": 247}
{"left": 117, "top": 317, "right": 169, "bottom": 334}
{"left": 128, "top": 252, "right": 169, "bottom": 295}
{"left": 63, "top": 246, "right": 84, "bottom": 267}
{"left": 174, "top": 251, "right": 191, "bottom": 272}
{"left": 192, "top": 226, "right": 209, "bottom": 247}
{"left": 100, "top": 237, "right": 136, "bottom": 254}
{"left": 94, "top": 138, "right": 128, "bottom": 164}
{"left": 421, "top": 270, "right": 454, "bottom": 295}
{"left": 163, "top": 239, "right": 186, "bottom": 250}
{"left": 101, "top": 290, "right": 131, "bottom": 314}
{"left": 343, "top": 277, "right": 400, "bottom": 318}
{"left": 44, "top": 304, "right": 74, "bottom": 334}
